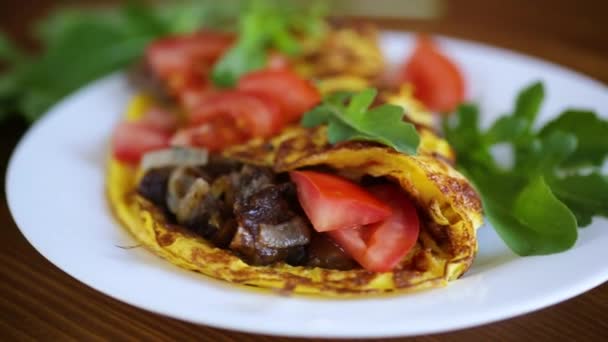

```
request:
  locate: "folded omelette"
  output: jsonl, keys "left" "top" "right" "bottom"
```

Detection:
{"left": 107, "top": 95, "right": 483, "bottom": 296}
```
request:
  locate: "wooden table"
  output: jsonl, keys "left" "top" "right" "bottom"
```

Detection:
{"left": 1, "top": 0, "right": 608, "bottom": 340}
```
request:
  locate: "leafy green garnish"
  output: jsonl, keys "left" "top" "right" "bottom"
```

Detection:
{"left": 0, "top": 1, "right": 247, "bottom": 123}
{"left": 548, "top": 173, "right": 608, "bottom": 227}
{"left": 0, "top": 34, "right": 23, "bottom": 64}
{"left": 467, "top": 168, "right": 578, "bottom": 255}
{"left": 301, "top": 89, "right": 420, "bottom": 154}
{"left": 0, "top": 0, "right": 325, "bottom": 122}
{"left": 540, "top": 110, "right": 608, "bottom": 167}
{"left": 444, "top": 81, "right": 608, "bottom": 255}
{"left": 211, "top": 0, "right": 325, "bottom": 87}
{"left": 513, "top": 82, "right": 544, "bottom": 132}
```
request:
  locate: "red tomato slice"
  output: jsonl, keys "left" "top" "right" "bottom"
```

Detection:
{"left": 177, "top": 81, "right": 219, "bottom": 114}
{"left": 237, "top": 69, "right": 321, "bottom": 122}
{"left": 178, "top": 90, "right": 284, "bottom": 151}
{"left": 189, "top": 90, "right": 284, "bottom": 139}
{"left": 165, "top": 69, "right": 210, "bottom": 97}
{"left": 328, "top": 184, "right": 420, "bottom": 272}
{"left": 401, "top": 35, "right": 465, "bottom": 113}
{"left": 178, "top": 86, "right": 213, "bottom": 113}
{"left": 140, "top": 107, "right": 178, "bottom": 134}
{"left": 147, "top": 31, "right": 233, "bottom": 109}
{"left": 290, "top": 171, "right": 392, "bottom": 232}
{"left": 146, "top": 31, "right": 234, "bottom": 79}
{"left": 170, "top": 117, "right": 249, "bottom": 152}
{"left": 112, "top": 122, "right": 171, "bottom": 164}
{"left": 237, "top": 89, "right": 287, "bottom": 132}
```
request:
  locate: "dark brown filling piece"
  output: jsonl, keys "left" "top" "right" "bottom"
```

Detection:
{"left": 137, "top": 157, "right": 357, "bottom": 270}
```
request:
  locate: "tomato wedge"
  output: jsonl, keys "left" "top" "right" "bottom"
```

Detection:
{"left": 139, "top": 107, "right": 178, "bottom": 134}
{"left": 146, "top": 31, "right": 234, "bottom": 79}
{"left": 168, "top": 71, "right": 216, "bottom": 111}
{"left": 146, "top": 31, "right": 233, "bottom": 104}
{"left": 328, "top": 184, "right": 420, "bottom": 272}
{"left": 290, "top": 171, "right": 392, "bottom": 232}
{"left": 238, "top": 69, "right": 321, "bottom": 122}
{"left": 178, "top": 85, "right": 215, "bottom": 113}
{"left": 170, "top": 117, "right": 248, "bottom": 152}
{"left": 112, "top": 122, "right": 171, "bottom": 164}
{"left": 179, "top": 90, "right": 284, "bottom": 151}
{"left": 400, "top": 35, "right": 465, "bottom": 113}
{"left": 189, "top": 90, "right": 283, "bottom": 137}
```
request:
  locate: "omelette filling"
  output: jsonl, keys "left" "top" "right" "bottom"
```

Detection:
{"left": 136, "top": 154, "right": 436, "bottom": 272}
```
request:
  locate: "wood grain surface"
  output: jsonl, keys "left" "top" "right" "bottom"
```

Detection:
{"left": 1, "top": 0, "right": 608, "bottom": 340}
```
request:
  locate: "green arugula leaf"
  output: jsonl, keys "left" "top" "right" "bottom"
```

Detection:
{"left": 268, "top": 25, "right": 300, "bottom": 56}
{"left": 345, "top": 87, "right": 376, "bottom": 120}
{"left": 122, "top": 2, "right": 169, "bottom": 37}
{"left": 540, "top": 110, "right": 608, "bottom": 167}
{"left": 325, "top": 91, "right": 353, "bottom": 106}
{"left": 484, "top": 116, "right": 528, "bottom": 144}
{"left": 301, "top": 104, "right": 331, "bottom": 127}
{"left": 20, "top": 19, "right": 152, "bottom": 121}
{"left": 211, "top": 4, "right": 270, "bottom": 87}
{"left": 211, "top": 0, "right": 325, "bottom": 87}
{"left": 0, "top": 33, "right": 23, "bottom": 63}
{"left": 301, "top": 89, "right": 420, "bottom": 154}
{"left": 443, "top": 104, "right": 494, "bottom": 168}
{"left": 548, "top": 173, "right": 608, "bottom": 227}
{"left": 34, "top": 9, "right": 112, "bottom": 46}
{"left": 0, "top": 32, "right": 27, "bottom": 119}
{"left": 513, "top": 81, "right": 544, "bottom": 131}
{"left": 443, "top": 104, "right": 483, "bottom": 151}
{"left": 290, "top": 1, "right": 328, "bottom": 38}
{"left": 155, "top": 1, "right": 240, "bottom": 33}
{"left": 0, "top": 1, "right": 248, "bottom": 123}
{"left": 212, "top": 42, "right": 266, "bottom": 87}
{"left": 443, "top": 81, "right": 607, "bottom": 256}
{"left": 477, "top": 173, "right": 577, "bottom": 255}
{"left": 514, "top": 131, "right": 577, "bottom": 174}
{"left": 0, "top": 69, "right": 25, "bottom": 119}
{"left": 358, "top": 104, "right": 420, "bottom": 154}
{"left": 511, "top": 175, "right": 577, "bottom": 254}
{"left": 1, "top": 0, "right": 327, "bottom": 123}
{"left": 459, "top": 157, "right": 578, "bottom": 255}
{"left": 326, "top": 117, "right": 359, "bottom": 142}
{"left": 534, "top": 131, "right": 577, "bottom": 171}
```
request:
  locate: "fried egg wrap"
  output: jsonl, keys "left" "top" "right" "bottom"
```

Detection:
{"left": 107, "top": 97, "right": 483, "bottom": 295}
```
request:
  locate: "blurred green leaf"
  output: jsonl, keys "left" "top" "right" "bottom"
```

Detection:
{"left": 549, "top": 172, "right": 608, "bottom": 227}
{"left": 0, "top": 1, "right": 247, "bottom": 123}
{"left": 513, "top": 81, "right": 544, "bottom": 131}
{"left": 0, "top": 33, "right": 24, "bottom": 63}
{"left": 540, "top": 110, "right": 608, "bottom": 167}
{"left": 211, "top": 0, "right": 326, "bottom": 87}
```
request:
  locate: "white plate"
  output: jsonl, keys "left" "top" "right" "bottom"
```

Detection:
{"left": 6, "top": 31, "right": 608, "bottom": 338}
